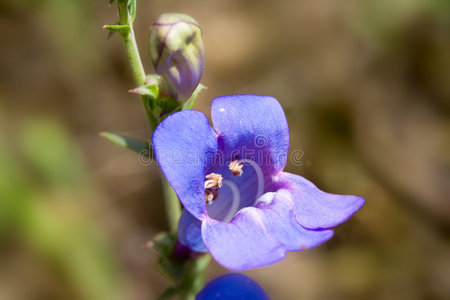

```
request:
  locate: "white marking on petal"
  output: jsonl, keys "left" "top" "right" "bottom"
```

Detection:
{"left": 256, "top": 192, "right": 275, "bottom": 206}
{"left": 238, "top": 159, "right": 264, "bottom": 204}
{"left": 222, "top": 179, "right": 241, "bottom": 223}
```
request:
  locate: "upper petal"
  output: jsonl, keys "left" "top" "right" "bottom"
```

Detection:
{"left": 211, "top": 95, "right": 289, "bottom": 174}
{"left": 278, "top": 172, "right": 365, "bottom": 229}
{"left": 152, "top": 111, "right": 218, "bottom": 219}
{"left": 201, "top": 208, "right": 286, "bottom": 271}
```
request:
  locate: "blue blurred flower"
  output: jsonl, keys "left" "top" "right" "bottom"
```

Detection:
{"left": 153, "top": 95, "right": 364, "bottom": 270}
{"left": 196, "top": 273, "right": 270, "bottom": 300}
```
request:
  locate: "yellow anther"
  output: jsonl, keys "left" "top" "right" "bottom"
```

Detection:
{"left": 204, "top": 173, "right": 223, "bottom": 189}
{"left": 229, "top": 160, "right": 244, "bottom": 176}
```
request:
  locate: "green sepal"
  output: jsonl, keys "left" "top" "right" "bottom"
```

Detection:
{"left": 129, "top": 76, "right": 161, "bottom": 99}
{"left": 157, "top": 83, "right": 207, "bottom": 121}
{"left": 150, "top": 232, "right": 211, "bottom": 299}
{"left": 127, "top": 0, "right": 136, "bottom": 23}
{"left": 152, "top": 232, "right": 184, "bottom": 281}
{"left": 183, "top": 84, "right": 206, "bottom": 110}
{"left": 130, "top": 75, "right": 183, "bottom": 125}
{"left": 178, "top": 254, "right": 211, "bottom": 298}
{"left": 99, "top": 132, "right": 151, "bottom": 156}
{"left": 159, "top": 96, "right": 182, "bottom": 117}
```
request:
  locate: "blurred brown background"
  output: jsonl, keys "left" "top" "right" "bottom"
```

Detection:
{"left": 1, "top": 0, "right": 449, "bottom": 299}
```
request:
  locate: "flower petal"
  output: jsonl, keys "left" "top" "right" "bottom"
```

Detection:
{"left": 279, "top": 172, "right": 365, "bottom": 229}
{"left": 201, "top": 208, "right": 286, "bottom": 271}
{"left": 152, "top": 111, "right": 218, "bottom": 218}
{"left": 211, "top": 95, "right": 289, "bottom": 174}
{"left": 255, "top": 191, "right": 334, "bottom": 251}
{"left": 178, "top": 209, "right": 207, "bottom": 252}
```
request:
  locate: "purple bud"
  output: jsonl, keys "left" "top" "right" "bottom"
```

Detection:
{"left": 149, "top": 13, "right": 205, "bottom": 102}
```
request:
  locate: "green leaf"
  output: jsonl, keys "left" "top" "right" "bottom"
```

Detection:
{"left": 109, "top": 0, "right": 116, "bottom": 4}
{"left": 152, "top": 233, "right": 184, "bottom": 280}
{"left": 129, "top": 75, "right": 168, "bottom": 99}
{"left": 152, "top": 232, "right": 177, "bottom": 257}
{"left": 129, "top": 83, "right": 159, "bottom": 99}
{"left": 183, "top": 84, "right": 206, "bottom": 110}
{"left": 103, "top": 24, "right": 130, "bottom": 35}
{"left": 129, "top": 75, "right": 174, "bottom": 120}
{"left": 99, "top": 132, "right": 150, "bottom": 156}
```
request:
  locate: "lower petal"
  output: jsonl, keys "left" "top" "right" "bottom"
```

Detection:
{"left": 278, "top": 172, "right": 365, "bottom": 229}
{"left": 178, "top": 209, "right": 207, "bottom": 252}
{"left": 255, "top": 191, "right": 334, "bottom": 251}
{"left": 201, "top": 208, "right": 286, "bottom": 271}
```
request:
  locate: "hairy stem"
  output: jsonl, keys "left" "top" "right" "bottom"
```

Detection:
{"left": 162, "top": 175, "right": 181, "bottom": 234}
{"left": 115, "top": 0, "right": 180, "bottom": 233}
{"left": 117, "top": 0, "right": 157, "bottom": 130}
{"left": 179, "top": 255, "right": 211, "bottom": 300}
{"left": 113, "top": 2, "right": 202, "bottom": 298}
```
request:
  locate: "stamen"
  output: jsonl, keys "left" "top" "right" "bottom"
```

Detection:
{"left": 204, "top": 173, "right": 223, "bottom": 205}
{"left": 205, "top": 189, "right": 219, "bottom": 205}
{"left": 204, "top": 173, "right": 223, "bottom": 189}
{"left": 229, "top": 159, "right": 244, "bottom": 176}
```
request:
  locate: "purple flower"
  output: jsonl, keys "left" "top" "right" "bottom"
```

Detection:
{"left": 153, "top": 95, "right": 364, "bottom": 270}
{"left": 196, "top": 273, "right": 270, "bottom": 300}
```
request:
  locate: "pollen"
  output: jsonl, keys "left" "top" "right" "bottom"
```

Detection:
{"left": 204, "top": 173, "right": 223, "bottom": 189}
{"left": 204, "top": 173, "right": 222, "bottom": 205}
{"left": 229, "top": 160, "right": 244, "bottom": 176}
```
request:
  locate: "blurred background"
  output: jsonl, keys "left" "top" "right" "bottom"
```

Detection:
{"left": 1, "top": 0, "right": 449, "bottom": 299}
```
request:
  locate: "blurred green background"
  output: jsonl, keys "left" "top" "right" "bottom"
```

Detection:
{"left": 1, "top": 0, "right": 449, "bottom": 299}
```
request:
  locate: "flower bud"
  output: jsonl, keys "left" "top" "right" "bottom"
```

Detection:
{"left": 149, "top": 13, "right": 205, "bottom": 102}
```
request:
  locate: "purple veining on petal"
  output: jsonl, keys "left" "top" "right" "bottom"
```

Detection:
{"left": 154, "top": 24, "right": 175, "bottom": 71}
{"left": 149, "top": 13, "right": 204, "bottom": 101}
{"left": 152, "top": 20, "right": 202, "bottom": 31}
{"left": 275, "top": 172, "right": 365, "bottom": 229}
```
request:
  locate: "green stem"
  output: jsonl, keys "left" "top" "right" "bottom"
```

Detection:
{"left": 117, "top": 0, "right": 157, "bottom": 130}
{"left": 120, "top": 25, "right": 145, "bottom": 85}
{"left": 162, "top": 176, "right": 181, "bottom": 234}
{"left": 113, "top": 2, "right": 204, "bottom": 298}
{"left": 115, "top": 0, "right": 180, "bottom": 232}
{"left": 179, "top": 255, "right": 211, "bottom": 300}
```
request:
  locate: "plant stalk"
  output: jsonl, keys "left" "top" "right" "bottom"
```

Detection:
{"left": 113, "top": 3, "right": 203, "bottom": 299}
{"left": 115, "top": 0, "right": 181, "bottom": 233}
